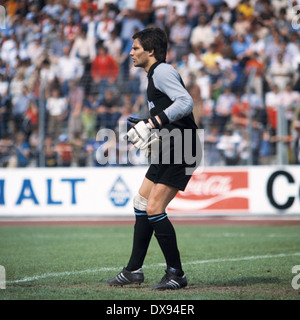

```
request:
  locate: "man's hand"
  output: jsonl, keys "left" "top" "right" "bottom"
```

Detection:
{"left": 125, "top": 120, "right": 153, "bottom": 150}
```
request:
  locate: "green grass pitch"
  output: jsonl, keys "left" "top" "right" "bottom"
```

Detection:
{"left": 0, "top": 223, "right": 300, "bottom": 300}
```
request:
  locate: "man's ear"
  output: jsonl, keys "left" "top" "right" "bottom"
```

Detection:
{"left": 148, "top": 49, "right": 155, "bottom": 57}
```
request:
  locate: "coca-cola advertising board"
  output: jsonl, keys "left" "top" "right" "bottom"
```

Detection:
{"left": 168, "top": 166, "right": 300, "bottom": 215}
{"left": 168, "top": 170, "right": 249, "bottom": 213}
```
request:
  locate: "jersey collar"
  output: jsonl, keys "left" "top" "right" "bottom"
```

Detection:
{"left": 147, "top": 61, "right": 164, "bottom": 78}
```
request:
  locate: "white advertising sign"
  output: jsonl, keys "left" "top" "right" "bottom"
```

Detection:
{"left": 0, "top": 166, "right": 299, "bottom": 216}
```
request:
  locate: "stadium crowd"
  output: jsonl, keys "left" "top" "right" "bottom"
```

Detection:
{"left": 0, "top": 0, "right": 300, "bottom": 168}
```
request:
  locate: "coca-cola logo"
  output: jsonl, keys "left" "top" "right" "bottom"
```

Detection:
{"left": 169, "top": 171, "right": 249, "bottom": 212}
{"left": 178, "top": 174, "right": 232, "bottom": 199}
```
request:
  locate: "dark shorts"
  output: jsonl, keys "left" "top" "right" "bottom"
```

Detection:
{"left": 145, "top": 163, "right": 195, "bottom": 191}
{"left": 145, "top": 127, "right": 202, "bottom": 191}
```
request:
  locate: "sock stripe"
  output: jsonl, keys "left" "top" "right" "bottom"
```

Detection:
{"left": 134, "top": 208, "right": 148, "bottom": 216}
{"left": 148, "top": 213, "right": 167, "bottom": 223}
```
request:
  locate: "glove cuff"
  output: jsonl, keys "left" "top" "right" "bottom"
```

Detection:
{"left": 157, "top": 111, "right": 169, "bottom": 126}
{"left": 149, "top": 116, "right": 161, "bottom": 129}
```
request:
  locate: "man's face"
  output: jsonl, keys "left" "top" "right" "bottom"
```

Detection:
{"left": 130, "top": 39, "right": 151, "bottom": 70}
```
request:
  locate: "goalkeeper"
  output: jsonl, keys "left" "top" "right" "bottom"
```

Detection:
{"left": 107, "top": 27, "right": 201, "bottom": 290}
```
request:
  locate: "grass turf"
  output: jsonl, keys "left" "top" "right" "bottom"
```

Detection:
{"left": 0, "top": 224, "right": 300, "bottom": 300}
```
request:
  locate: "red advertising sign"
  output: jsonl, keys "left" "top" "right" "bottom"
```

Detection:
{"left": 168, "top": 171, "right": 249, "bottom": 213}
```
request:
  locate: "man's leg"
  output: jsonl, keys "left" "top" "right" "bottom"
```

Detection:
{"left": 146, "top": 183, "right": 183, "bottom": 273}
{"left": 147, "top": 183, "right": 187, "bottom": 290}
{"left": 126, "top": 178, "right": 154, "bottom": 271}
{"left": 107, "top": 178, "right": 154, "bottom": 286}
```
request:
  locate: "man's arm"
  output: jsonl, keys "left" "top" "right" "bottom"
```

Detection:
{"left": 152, "top": 64, "right": 194, "bottom": 125}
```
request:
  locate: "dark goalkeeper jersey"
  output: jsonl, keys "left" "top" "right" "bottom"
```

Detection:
{"left": 146, "top": 61, "right": 198, "bottom": 131}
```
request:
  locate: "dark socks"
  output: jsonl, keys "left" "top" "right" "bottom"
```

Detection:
{"left": 148, "top": 213, "right": 184, "bottom": 275}
{"left": 126, "top": 210, "right": 153, "bottom": 271}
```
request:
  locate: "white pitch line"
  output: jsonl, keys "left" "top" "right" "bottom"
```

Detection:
{"left": 7, "top": 252, "right": 300, "bottom": 285}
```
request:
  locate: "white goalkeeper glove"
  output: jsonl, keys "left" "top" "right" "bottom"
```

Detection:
{"left": 124, "top": 116, "right": 162, "bottom": 152}
{"left": 125, "top": 120, "right": 153, "bottom": 150}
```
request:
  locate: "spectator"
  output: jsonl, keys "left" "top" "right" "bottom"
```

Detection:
{"left": 212, "top": 2, "right": 232, "bottom": 24}
{"left": 0, "top": 97, "right": 8, "bottom": 138}
{"left": 259, "top": 129, "right": 274, "bottom": 165}
{"left": 95, "top": 9, "right": 116, "bottom": 41}
{"left": 241, "top": 88, "right": 266, "bottom": 127}
{"left": 275, "top": 8, "right": 290, "bottom": 37}
{"left": 135, "top": 0, "right": 154, "bottom": 24}
{"left": 279, "top": 83, "right": 300, "bottom": 132}
{"left": 79, "top": 0, "right": 98, "bottom": 17}
{"left": 49, "top": 29, "right": 71, "bottom": 63}
{"left": 0, "top": 34, "right": 18, "bottom": 69}
{"left": 56, "top": 45, "right": 84, "bottom": 96}
{"left": 116, "top": 9, "right": 145, "bottom": 50}
{"left": 96, "top": 89, "right": 121, "bottom": 129}
{"left": 70, "top": 131, "right": 88, "bottom": 167}
{"left": 204, "top": 125, "right": 223, "bottom": 166}
{"left": 104, "top": 29, "right": 122, "bottom": 62}
{"left": 233, "top": 12, "right": 250, "bottom": 37}
{"left": 70, "top": 26, "right": 96, "bottom": 65}
{"left": 188, "top": 1, "right": 213, "bottom": 26}
{"left": 186, "top": 45, "right": 205, "bottom": 73}
{"left": 55, "top": 133, "right": 73, "bottom": 167}
{"left": 23, "top": 98, "right": 38, "bottom": 138}
{"left": 231, "top": 34, "right": 250, "bottom": 60}
{"left": 202, "top": 43, "right": 223, "bottom": 70}
{"left": 40, "top": 58, "right": 56, "bottom": 87}
{"left": 169, "top": 15, "right": 192, "bottom": 61}
{"left": 81, "top": 100, "right": 97, "bottom": 140}
{"left": 152, "top": 0, "right": 172, "bottom": 27}
{"left": 216, "top": 124, "right": 243, "bottom": 165}
{"left": 0, "top": 133, "right": 15, "bottom": 167}
{"left": 213, "top": 86, "right": 236, "bottom": 133}
{"left": 244, "top": 52, "right": 265, "bottom": 99}
{"left": 267, "top": 52, "right": 295, "bottom": 92}
{"left": 209, "top": 62, "right": 224, "bottom": 102}
{"left": 231, "top": 92, "right": 248, "bottom": 129}
{"left": 249, "top": 118, "right": 263, "bottom": 165}
{"left": 186, "top": 72, "right": 203, "bottom": 128}
{"left": 13, "top": 131, "right": 30, "bottom": 167}
{"left": 44, "top": 135, "right": 58, "bottom": 167}
{"left": 46, "top": 87, "right": 68, "bottom": 142}
{"left": 68, "top": 80, "right": 84, "bottom": 140}
{"left": 238, "top": 131, "right": 250, "bottom": 165}
{"left": 292, "top": 121, "right": 300, "bottom": 164}
{"left": 294, "top": 63, "right": 300, "bottom": 92}
{"left": 27, "top": 34, "right": 45, "bottom": 65}
{"left": 264, "top": 28, "right": 284, "bottom": 65}
{"left": 12, "top": 85, "right": 31, "bottom": 134}
{"left": 237, "top": 0, "right": 254, "bottom": 20}
{"left": 28, "top": 128, "right": 40, "bottom": 165}
{"left": 63, "top": 14, "right": 81, "bottom": 42}
{"left": 91, "top": 45, "right": 119, "bottom": 97}
{"left": 9, "top": 71, "right": 25, "bottom": 108}
{"left": 190, "top": 16, "right": 215, "bottom": 50}
{"left": 265, "top": 84, "right": 281, "bottom": 160}
{"left": 42, "top": 0, "right": 63, "bottom": 19}
{"left": 247, "top": 33, "right": 265, "bottom": 57}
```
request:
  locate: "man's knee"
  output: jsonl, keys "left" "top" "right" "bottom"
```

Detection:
{"left": 146, "top": 200, "right": 162, "bottom": 216}
{"left": 133, "top": 193, "right": 148, "bottom": 212}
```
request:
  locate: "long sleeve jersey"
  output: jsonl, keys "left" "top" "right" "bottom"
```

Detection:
{"left": 146, "top": 61, "right": 198, "bottom": 131}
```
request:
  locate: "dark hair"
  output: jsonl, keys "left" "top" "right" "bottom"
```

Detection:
{"left": 132, "top": 27, "right": 168, "bottom": 62}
